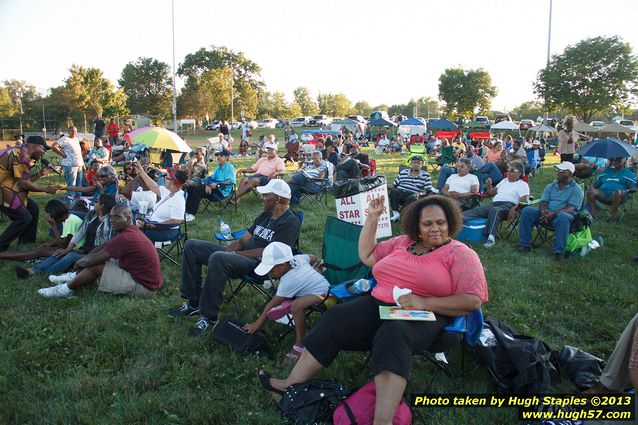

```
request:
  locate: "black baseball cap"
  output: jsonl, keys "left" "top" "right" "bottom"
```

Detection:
{"left": 215, "top": 148, "right": 231, "bottom": 157}
{"left": 26, "top": 135, "right": 50, "bottom": 150}
{"left": 411, "top": 155, "right": 424, "bottom": 162}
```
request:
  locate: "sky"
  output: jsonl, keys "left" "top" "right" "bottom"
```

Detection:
{"left": 1, "top": 0, "right": 637, "bottom": 113}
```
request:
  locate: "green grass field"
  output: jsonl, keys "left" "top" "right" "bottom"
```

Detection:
{"left": 1, "top": 130, "right": 637, "bottom": 424}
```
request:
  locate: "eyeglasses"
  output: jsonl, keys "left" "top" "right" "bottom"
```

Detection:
{"left": 507, "top": 169, "right": 520, "bottom": 173}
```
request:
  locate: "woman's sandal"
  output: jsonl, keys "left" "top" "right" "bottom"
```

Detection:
{"left": 283, "top": 344, "right": 303, "bottom": 364}
{"left": 257, "top": 370, "right": 284, "bottom": 401}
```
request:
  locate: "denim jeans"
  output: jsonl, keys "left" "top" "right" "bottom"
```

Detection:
{"left": 33, "top": 251, "right": 86, "bottom": 274}
{"left": 0, "top": 200, "right": 39, "bottom": 251}
{"left": 518, "top": 207, "right": 574, "bottom": 254}
{"left": 63, "top": 165, "right": 83, "bottom": 196}
{"left": 462, "top": 201, "right": 515, "bottom": 238}
{"left": 180, "top": 239, "right": 259, "bottom": 320}
{"left": 289, "top": 172, "right": 322, "bottom": 204}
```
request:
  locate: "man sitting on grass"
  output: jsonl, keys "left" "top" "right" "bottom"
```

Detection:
{"left": 586, "top": 157, "right": 636, "bottom": 223}
{"left": 167, "top": 179, "right": 301, "bottom": 338}
{"left": 233, "top": 142, "right": 285, "bottom": 204}
{"left": 37, "top": 205, "right": 163, "bottom": 298}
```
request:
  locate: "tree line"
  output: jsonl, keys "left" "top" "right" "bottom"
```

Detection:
{"left": 1, "top": 36, "right": 636, "bottom": 132}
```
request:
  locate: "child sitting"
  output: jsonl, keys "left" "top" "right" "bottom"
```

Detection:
{"left": 243, "top": 242, "right": 330, "bottom": 363}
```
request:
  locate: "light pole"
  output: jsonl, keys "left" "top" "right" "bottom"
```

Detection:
{"left": 545, "top": 0, "right": 553, "bottom": 123}
{"left": 171, "top": 0, "right": 177, "bottom": 132}
{"left": 230, "top": 68, "right": 235, "bottom": 124}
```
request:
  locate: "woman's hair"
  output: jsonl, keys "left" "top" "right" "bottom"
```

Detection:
{"left": 174, "top": 169, "right": 189, "bottom": 185}
{"left": 563, "top": 115, "right": 575, "bottom": 130}
{"left": 98, "top": 165, "right": 117, "bottom": 180}
{"left": 457, "top": 157, "right": 472, "bottom": 168}
{"left": 510, "top": 161, "right": 525, "bottom": 175}
{"left": 400, "top": 195, "right": 463, "bottom": 240}
{"left": 44, "top": 199, "right": 69, "bottom": 222}
{"left": 98, "top": 194, "right": 116, "bottom": 214}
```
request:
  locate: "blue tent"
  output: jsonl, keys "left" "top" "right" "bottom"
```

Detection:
{"left": 399, "top": 117, "right": 425, "bottom": 126}
{"left": 427, "top": 118, "right": 457, "bottom": 130}
{"left": 368, "top": 118, "right": 397, "bottom": 127}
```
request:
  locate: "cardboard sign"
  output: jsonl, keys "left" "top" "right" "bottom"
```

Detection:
{"left": 335, "top": 182, "right": 392, "bottom": 238}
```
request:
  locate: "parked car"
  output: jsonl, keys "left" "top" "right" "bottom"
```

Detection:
{"left": 590, "top": 121, "right": 605, "bottom": 128}
{"left": 370, "top": 111, "right": 390, "bottom": 122}
{"left": 519, "top": 119, "right": 535, "bottom": 130}
{"left": 542, "top": 117, "right": 558, "bottom": 128}
{"left": 275, "top": 119, "right": 286, "bottom": 128}
{"left": 231, "top": 122, "right": 243, "bottom": 130}
{"left": 290, "top": 116, "right": 312, "bottom": 127}
{"left": 474, "top": 116, "right": 490, "bottom": 126}
{"left": 257, "top": 118, "right": 279, "bottom": 129}
{"left": 204, "top": 121, "right": 219, "bottom": 131}
{"left": 495, "top": 114, "right": 512, "bottom": 123}
{"left": 618, "top": 119, "right": 635, "bottom": 127}
{"left": 347, "top": 115, "right": 367, "bottom": 125}
{"left": 309, "top": 114, "right": 332, "bottom": 127}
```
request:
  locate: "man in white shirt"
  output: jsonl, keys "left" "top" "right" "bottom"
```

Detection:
{"left": 462, "top": 162, "right": 529, "bottom": 248}
{"left": 52, "top": 126, "right": 85, "bottom": 196}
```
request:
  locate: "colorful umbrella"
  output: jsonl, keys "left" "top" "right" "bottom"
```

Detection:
{"left": 128, "top": 126, "right": 192, "bottom": 153}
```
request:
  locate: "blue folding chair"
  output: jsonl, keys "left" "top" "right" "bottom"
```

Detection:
{"left": 418, "top": 308, "right": 484, "bottom": 392}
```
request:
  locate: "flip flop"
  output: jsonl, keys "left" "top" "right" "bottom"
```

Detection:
{"left": 283, "top": 344, "right": 303, "bottom": 364}
{"left": 257, "top": 370, "right": 284, "bottom": 398}
{"left": 267, "top": 300, "right": 293, "bottom": 321}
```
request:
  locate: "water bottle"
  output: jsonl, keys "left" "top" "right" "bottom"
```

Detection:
{"left": 220, "top": 220, "right": 231, "bottom": 240}
{"left": 351, "top": 278, "right": 371, "bottom": 294}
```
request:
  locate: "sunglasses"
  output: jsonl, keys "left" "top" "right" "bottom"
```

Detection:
{"left": 507, "top": 169, "right": 520, "bottom": 173}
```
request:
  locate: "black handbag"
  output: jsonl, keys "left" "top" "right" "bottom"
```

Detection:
{"left": 559, "top": 345, "right": 604, "bottom": 390}
{"left": 278, "top": 379, "right": 350, "bottom": 424}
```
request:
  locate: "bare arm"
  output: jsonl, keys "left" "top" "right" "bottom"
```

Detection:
{"left": 75, "top": 248, "right": 112, "bottom": 269}
{"left": 397, "top": 293, "right": 482, "bottom": 317}
{"left": 244, "top": 295, "right": 288, "bottom": 333}
{"left": 133, "top": 163, "right": 160, "bottom": 197}
{"left": 51, "top": 142, "right": 66, "bottom": 158}
{"left": 359, "top": 196, "right": 384, "bottom": 267}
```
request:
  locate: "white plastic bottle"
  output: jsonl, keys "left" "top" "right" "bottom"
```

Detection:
{"left": 220, "top": 220, "right": 231, "bottom": 240}
{"left": 352, "top": 278, "right": 371, "bottom": 293}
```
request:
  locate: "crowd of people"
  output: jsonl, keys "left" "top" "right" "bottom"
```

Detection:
{"left": 1, "top": 113, "right": 637, "bottom": 424}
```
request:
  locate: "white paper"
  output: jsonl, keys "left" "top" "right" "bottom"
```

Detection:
{"left": 393, "top": 286, "right": 412, "bottom": 307}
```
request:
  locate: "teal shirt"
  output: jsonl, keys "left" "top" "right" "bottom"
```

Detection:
{"left": 540, "top": 180, "right": 584, "bottom": 211}
{"left": 594, "top": 167, "right": 637, "bottom": 196}
{"left": 202, "top": 162, "right": 236, "bottom": 197}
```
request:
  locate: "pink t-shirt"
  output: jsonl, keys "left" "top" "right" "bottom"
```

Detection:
{"left": 251, "top": 156, "right": 285, "bottom": 178}
{"left": 371, "top": 235, "right": 488, "bottom": 304}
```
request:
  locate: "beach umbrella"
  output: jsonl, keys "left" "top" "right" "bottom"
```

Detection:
{"left": 573, "top": 122, "right": 598, "bottom": 133}
{"left": 578, "top": 138, "right": 638, "bottom": 158}
{"left": 129, "top": 126, "right": 192, "bottom": 153}
{"left": 528, "top": 124, "right": 557, "bottom": 135}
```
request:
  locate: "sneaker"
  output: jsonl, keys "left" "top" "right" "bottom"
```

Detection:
{"left": 483, "top": 236, "right": 496, "bottom": 249}
{"left": 390, "top": 211, "right": 401, "bottom": 222}
{"left": 37, "top": 283, "right": 73, "bottom": 298}
{"left": 48, "top": 271, "right": 77, "bottom": 284}
{"left": 15, "top": 265, "right": 34, "bottom": 279}
{"left": 168, "top": 302, "right": 201, "bottom": 318}
{"left": 188, "top": 317, "right": 217, "bottom": 338}
{"left": 185, "top": 213, "right": 196, "bottom": 222}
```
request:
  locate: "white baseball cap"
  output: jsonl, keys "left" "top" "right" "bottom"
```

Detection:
{"left": 264, "top": 142, "right": 278, "bottom": 150}
{"left": 555, "top": 161, "right": 575, "bottom": 174}
{"left": 254, "top": 242, "right": 293, "bottom": 276}
{"left": 256, "top": 179, "right": 291, "bottom": 199}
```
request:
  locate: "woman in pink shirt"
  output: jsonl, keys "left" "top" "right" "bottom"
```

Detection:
{"left": 259, "top": 196, "right": 488, "bottom": 422}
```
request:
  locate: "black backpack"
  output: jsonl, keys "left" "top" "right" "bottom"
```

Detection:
{"left": 473, "top": 316, "right": 559, "bottom": 394}
{"left": 278, "top": 379, "right": 350, "bottom": 424}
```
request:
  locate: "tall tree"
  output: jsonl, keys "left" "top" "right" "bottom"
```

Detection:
{"left": 317, "top": 93, "right": 353, "bottom": 117}
{"left": 534, "top": 36, "right": 638, "bottom": 123}
{"left": 119, "top": 57, "right": 173, "bottom": 121}
{"left": 293, "top": 87, "right": 319, "bottom": 115}
{"left": 178, "top": 46, "right": 263, "bottom": 119}
{"left": 64, "top": 65, "right": 128, "bottom": 118}
{"left": 178, "top": 67, "right": 233, "bottom": 122}
{"left": 2, "top": 80, "right": 40, "bottom": 128}
{"left": 438, "top": 68, "right": 497, "bottom": 120}
{"left": 353, "top": 101, "right": 372, "bottom": 116}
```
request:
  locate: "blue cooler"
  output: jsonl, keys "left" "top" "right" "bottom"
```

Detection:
{"left": 457, "top": 218, "right": 487, "bottom": 243}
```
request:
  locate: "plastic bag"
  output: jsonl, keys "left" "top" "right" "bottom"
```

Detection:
{"left": 559, "top": 345, "right": 604, "bottom": 391}
{"left": 333, "top": 176, "right": 386, "bottom": 198}
{"left": 566, "top": 227, "right": 593, "bottom": 252}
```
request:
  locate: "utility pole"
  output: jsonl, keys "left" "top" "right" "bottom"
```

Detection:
{"left": 545, "top": 0, "right": 553, "bottom": 123}
{"left": 230, "top": 67, "right": 235, "bottom": 124}
{"left": 171, "top": 0, "right": 177, "bottom": 132}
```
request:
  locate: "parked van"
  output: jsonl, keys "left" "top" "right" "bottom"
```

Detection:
{"left": 370, "top": 111, "right": 390, "bottom": 122}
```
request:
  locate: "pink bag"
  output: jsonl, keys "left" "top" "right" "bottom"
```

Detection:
{"left": 333, "top": 381, "right": 412, "bottom": 425}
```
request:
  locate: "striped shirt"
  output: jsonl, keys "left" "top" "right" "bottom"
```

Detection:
{"left": 393, "top": 168, "right": 432, "bottom": 194}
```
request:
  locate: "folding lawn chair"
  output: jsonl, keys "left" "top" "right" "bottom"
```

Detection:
{"left": 416, "top": 309, "right": 484, "bottom": 393}
{"left": 200, "top": 183, "right": 237, "bottom": 214}
{"left": 431, "top": 146, "right": 456, "bottom": 172}
{"left": 142, "top": 218, "right": 189, "bottom": 267}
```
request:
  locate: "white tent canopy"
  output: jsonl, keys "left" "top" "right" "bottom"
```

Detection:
{"left": 490, "top": 121, "right": 520, "bottom": 130}
{"left": 528, "top": 124, "right": 557, "bottom": 134}
{"left": 573, "top": 122, "right": 598, "bottom": 133}
{"left": 398, "top": 124, "right": 427, "bottom": 137}
{"left": 599, "top": 122, "right": 634, "bottom": 134}
{"left": 330, "top": 119, "right": 358, "bottom": 133}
